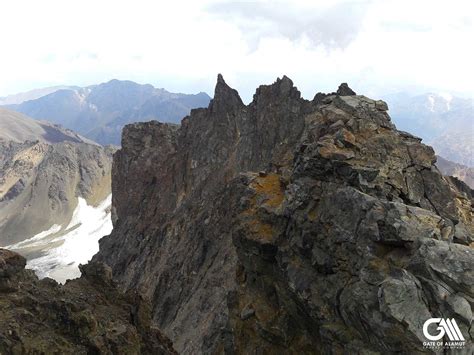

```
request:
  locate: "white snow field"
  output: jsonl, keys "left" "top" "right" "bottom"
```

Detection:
{"left": 7, "top": 195, "right": 112, "bottom": 283}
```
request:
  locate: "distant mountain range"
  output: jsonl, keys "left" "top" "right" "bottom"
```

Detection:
{"left": 0, "top": 86, "right": 74, "bottom": 105}
{"left": 383, "top": 92, "right": 473, "bottom": 166}
{"left": 4, "top": 80, "right": 211, "bottom": 145}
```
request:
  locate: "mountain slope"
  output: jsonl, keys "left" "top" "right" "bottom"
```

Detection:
{"left": 93, "top": 76, "right": 473, "bottom": 353}
{"left": 0, "top": 107, "right": 94, "bottom": 144}
{"left": 6, "top": 80, "right": 211, "bottom": 145}
{"left": 0, "top": 108, "right": 115, "bottom": 281}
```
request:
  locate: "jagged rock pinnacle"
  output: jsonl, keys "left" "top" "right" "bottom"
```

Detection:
{"left": 337, "top": 83, "right": 356, "bottom": 96}
{"left": 253, "top": 75, "right": 301, "bottom": 102}
{"left": 210, "top": 74, "right": 243, "bottom": 114}
{"left": 277, "top": 75, "right": 294, "bottom": 95}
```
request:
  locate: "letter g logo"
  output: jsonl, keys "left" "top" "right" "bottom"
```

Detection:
{"left": 423, "top": 318, "right": 445, "bottom": 341}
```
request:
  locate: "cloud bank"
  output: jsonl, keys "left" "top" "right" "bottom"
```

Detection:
{"left": 0, "top": 0, "right": 472, "bottom": 101}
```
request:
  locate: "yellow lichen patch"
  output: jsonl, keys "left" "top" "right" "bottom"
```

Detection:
{"left": 251, "top": 173, "right": 285, "bottom": 208}
{"left": 307, "top": 209, "right": 318, "bottom": 222}
{"left": 240, "top": 173, "right": 285, "bottom": 243}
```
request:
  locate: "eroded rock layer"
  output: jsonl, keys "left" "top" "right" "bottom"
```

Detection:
{"left": 95, "top": 76, "right": 473, "bottom": 354}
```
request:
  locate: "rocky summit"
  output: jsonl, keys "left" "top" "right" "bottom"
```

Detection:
{"left": 92, "top": 75, "right": 473, "bottom": 353}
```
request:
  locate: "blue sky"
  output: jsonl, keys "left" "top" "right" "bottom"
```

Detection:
{"left": 0, "top": 0, "right": 472, "bottom": 101}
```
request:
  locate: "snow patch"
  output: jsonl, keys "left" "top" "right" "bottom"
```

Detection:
{"left": 6, "top": 224, "right": 62, "bottom": 249}
{"left": 438, "top": 92, "right": 452, "bottom": 111}
{"left": 428, "top": 95, "right": 435, "bottom": 112}
{"left": 9, "top": 195, "right": 112, "bottom": 284}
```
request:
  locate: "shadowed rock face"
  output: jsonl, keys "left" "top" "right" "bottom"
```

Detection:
{"left": 0, "top": 249, "right": 176, "bottom": 354}
{"left": 94, "top": 75, "right": 473, "bottom": 354}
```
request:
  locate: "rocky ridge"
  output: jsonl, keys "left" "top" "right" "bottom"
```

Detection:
{"left": 94, "top": 75, "right": 473, "bottom": 353}
{"left": 0, "top": 248, "right": 176, "bottom": 354}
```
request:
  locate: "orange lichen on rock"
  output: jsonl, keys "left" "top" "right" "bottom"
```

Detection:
{"left": 251, "top": 173, "right": 285, "bottom": 208}
{"left": 246, "top": 219, "right": 274, "bottom": 242}
{"left": 240, "top": 173, "right": 285, "bottom": 243}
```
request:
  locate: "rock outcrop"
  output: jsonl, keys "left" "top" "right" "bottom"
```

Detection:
{"left": 0, "top": 248, "right": 176, "bottom": 354}
{"left": 95, "top": 76, "right": 473, "bottom": 353}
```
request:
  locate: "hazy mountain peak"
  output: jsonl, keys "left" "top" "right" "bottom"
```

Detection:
{"left": 3, "top": 80, "right": 211, "bottom": 145}
{"left": 0, "top": 86, "right": 75, "bottom": 105}
{"left": 383, "top": 91, "right": 473, "bottom": 166}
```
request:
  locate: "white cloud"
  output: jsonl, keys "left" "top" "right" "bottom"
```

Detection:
{"left": 206, "top": 0, "right": 371, "bottom": 50}
{"left": 0, "top": 0, "right": 472, "bottom": 101}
